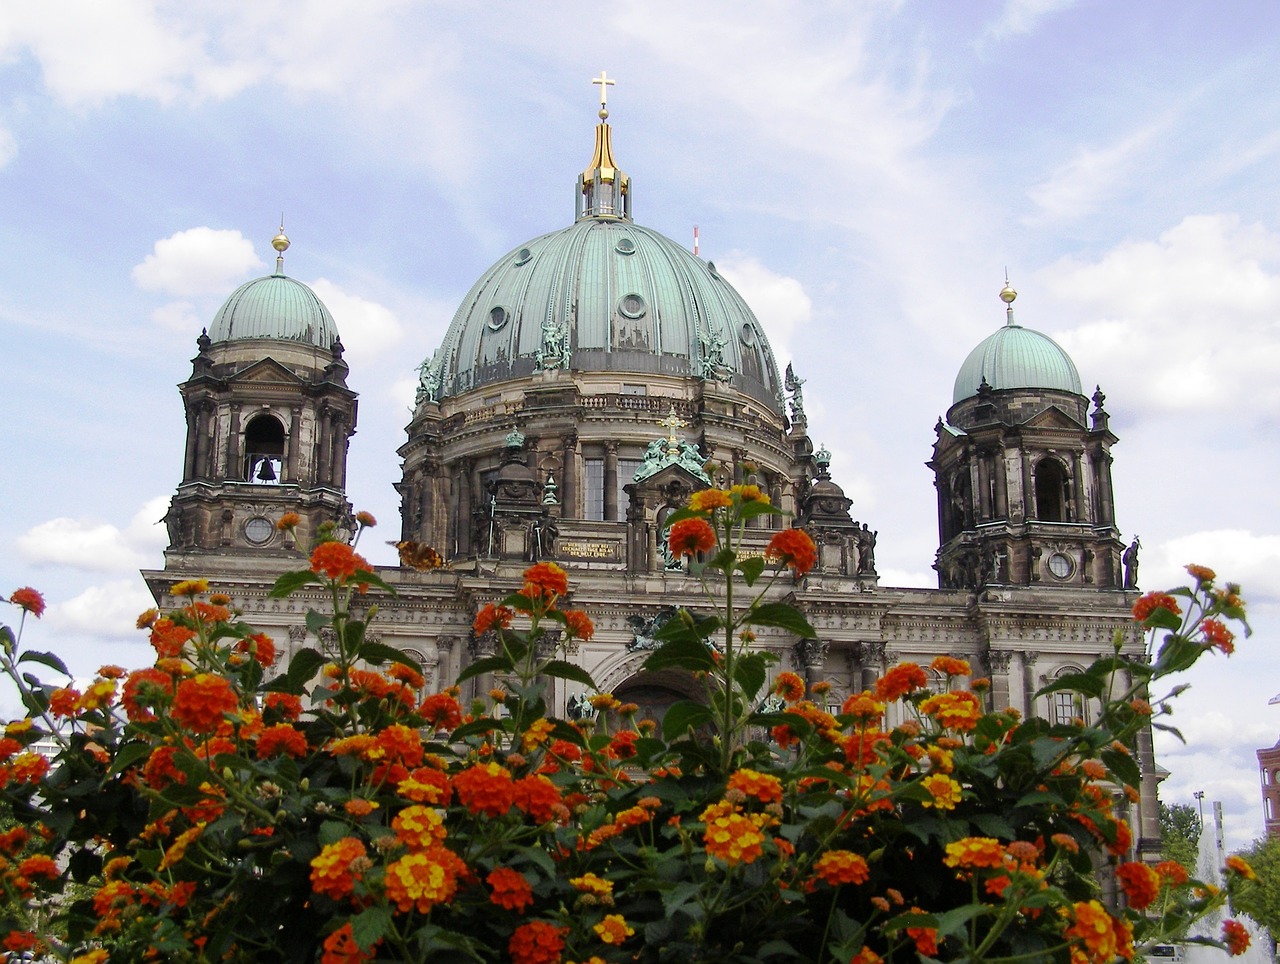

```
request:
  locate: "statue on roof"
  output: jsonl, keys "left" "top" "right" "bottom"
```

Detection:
{"left": 784, "top": 363, "right": 806, "bottom": 421}
{"left": 697, "top": 324, "right": 733, "bottom": 381}
{"left": 535, "top": 312, "right": 571, "bottom": 371}
{"left": 416, "top": 352, "right": 443, "bottom": 405}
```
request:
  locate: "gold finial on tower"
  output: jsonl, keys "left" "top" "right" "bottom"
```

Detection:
{"left": 1000, "top": 270, "right": 1017, "bottom": 325}
{"left": 658, "top": 405, "right": 688, "bottom": 458}
{"left": 592, "top": 70, "right": 615, "bottom": 120}
{"left": 272, "top": 218, "right": 290, "bottom": 275}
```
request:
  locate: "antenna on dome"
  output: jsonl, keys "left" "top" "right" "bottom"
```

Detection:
{"left": 999, "top": 269, "right": 1017, "bottom": 327}
{"left": 272, "top": 218, "right": 290, "bottom": 277}
{"left": 693, "top": 224, "right": 700, "bottom": 257}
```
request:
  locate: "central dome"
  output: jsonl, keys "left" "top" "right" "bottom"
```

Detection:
{"left": 432, "top": 219, "right": 782, "bottom": 409}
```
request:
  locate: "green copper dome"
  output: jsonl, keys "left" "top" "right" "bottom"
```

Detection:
{"left": 952, "top": 321, "right": 1082, "bottom": 405}
{"left": 431, "top": 217, "right": 783, "bottom": 410}
{"left": 208, "top": 269, "right": 339, "bottom": 348}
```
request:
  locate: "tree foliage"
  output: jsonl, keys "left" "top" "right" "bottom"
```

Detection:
{"left": 1160, "top": 801, "right": 1202, "bottom": 872}
{"left": 1232, "top": 836, "right": 1280, "bottom": 946}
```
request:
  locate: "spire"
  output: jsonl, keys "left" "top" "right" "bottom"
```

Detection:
{"left": 1000, "top": 271, "right": 1017, "bottom": 327}
{"left": 272, "top": 219, "right": 290, "bottom": 277}
{"left": 577, "top": 71, "right": 632, "bottom": 221}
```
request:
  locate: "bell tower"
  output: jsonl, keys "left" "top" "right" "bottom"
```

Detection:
{"left": 162, "top": 229, "right": 358, "bottom": 557}
{"left": 929, "top": 282, "right": 1123, "bottom": 590}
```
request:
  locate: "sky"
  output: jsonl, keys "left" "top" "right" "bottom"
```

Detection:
{"left": 0, "top": 1, "right": 1276, "bottom": 850}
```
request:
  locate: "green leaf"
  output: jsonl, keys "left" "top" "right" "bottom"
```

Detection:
{"left": 17, "top": 649, "right": 70, "bottom": 677}
{"left": 744, "top": 602, "right": 816, "bottom": 638}
{"left": 450, "top": 718, "right": 503, "bottom": 741}
{"left": 539, "top": 659, "right": 598, "bottom": 688}
{"left": 268, "top": 570, "right": 319, "bottom": 598}
{"left": 350, "top": 906, "right": 393, "bottom": 950}
{"left": 738, "top": 555, "right": 766, "bottom": 587}
{"left": 456, "top": 655, "right": 513, "bottom": 684}
{"left": 108, "top": 742, "right": 154, "bottom": 776}
{"left": 358, "top": 640, "right": 419, "bottom": 668}
{"left": 644, "top": 636, "right": 718, "bottom": 674}
{"left": 285, "top": 647, "right": 326, "bottom": 689}
{"left": 342, "top": 619, "right": 366, "bottom": 657}
{"left": 1036, "top": 671, "right": 1104, "bottom": 700}
{"left": 1154, "top": 633, "right": 1203, "bottom": 676}
{"left": 1143, "top": 607, "right": 1183, "bottom": 632}
{"left": 733, "top": 652, "right": 768, "bottom": 700}
{"left": 1101, "top": 747, "right": 1142, "bottom": 789}
{"left": 305, "top": 608, "right": 330, "bottom": 636}
{"left": 662, "top": 700, "right": 715, "bottom": 740}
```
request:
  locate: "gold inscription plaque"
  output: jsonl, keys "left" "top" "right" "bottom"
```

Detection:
{"left": 559, "top": 541, "right": 618, "bottom": 560}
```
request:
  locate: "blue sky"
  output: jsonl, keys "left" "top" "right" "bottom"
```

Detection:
{"left": 0, "top": 1, "right": 1277, "bottom": 849}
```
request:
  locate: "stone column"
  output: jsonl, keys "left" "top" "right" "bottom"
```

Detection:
{"left": 604, "top": 441, "right": 619, "bottom": 522}
{"left": 468, "top": 632, "right": 500, "bottom": 703}
{"left": 794, "top": 638, "right": 829, "bottom": 694}
{"left": 1020, "top": 651, "right": 1039, "bottom": 718}
{"left": 225, "top": 403, "right": 242, "bottom": 480}
{"left": 986, "top": 649, "right": 1013, "bottom": 711}
{"left": 286, "top": 406, "right": 302, "bottom": 483}
{"left": 560, "top": 433, "right": 578, "bottom": 518}
{"left": 183, "top": 401, "right": 200, "bottom": 481}
{"left": 332, "top": 413, "right": 348, "bottom": 489}
{"left": 318, "top": 406, "right": 334, "bottom": 486}
{"left": 457, "top": 459, "right": 473, "bottom": 557}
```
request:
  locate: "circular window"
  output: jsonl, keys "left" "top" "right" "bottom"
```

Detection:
{"left": 244, "top": 517, "right": 274, "bottom": 546}
{"left": 488, "top": 306, "right": 509, "bottom": 331}
{"left": 740, "top": 323, "right": 756, "bottom": 345}
{"left": 618, "top": 293, "right": 646, "bottom": 319}
{"left": 1047, "top": 552, "right": 1074, "bottom": 579}
{"left": 615, "top": 237, "right": 636, "bottom": 255}
{"left": 514, "top": 248, "right": 532, "bottom": 266}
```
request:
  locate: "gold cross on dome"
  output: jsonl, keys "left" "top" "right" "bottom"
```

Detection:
{"left": 592, "top": 70, "right": 615, "bottom": 113}
{"left": 659, "top": 405, "right": 687, "bottom": 456}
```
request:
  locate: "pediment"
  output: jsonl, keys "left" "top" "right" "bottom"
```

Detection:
{"left": 625, "top": 462, "right": 709, "bottom": 507}
{"left": 1023, "top": 405, "right": 1085, "bottom": 432}
{"left": 228, "top": 357, "right": 305, "bottom": 386}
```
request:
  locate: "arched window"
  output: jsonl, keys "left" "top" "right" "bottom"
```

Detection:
{"left": 1048, "top": 666, "right": 1089, "bottom": 725}
{"left": 244, "top": 414, "right": 285, "bottom": 484}
{"left": 1034, "top": 458, "right": 1070, "bottom": 522}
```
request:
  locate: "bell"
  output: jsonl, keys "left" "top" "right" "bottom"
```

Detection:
{"left": 255, "top": 458, "right": 277, "bottom": 482}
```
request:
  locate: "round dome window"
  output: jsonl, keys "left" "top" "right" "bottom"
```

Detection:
{"left": 1047, "top": 552, "right": 1074, "bottom": 579}
{"left": 740, "top": 323, "right": 756, "bottom": 346}
{"left": 488, "top": 306, "right": 509, "bottom": 331}
{"left": 618, "top": 293, "right": 646, "bottom": 319}
{"left": 615, "top": 237, "right": 636, "bottom": 255}
{"left": 514, "top": 248, "right": 532, "bottom": 266}
{"left": 244, "top": 517, "right": 274, "bottom": 546}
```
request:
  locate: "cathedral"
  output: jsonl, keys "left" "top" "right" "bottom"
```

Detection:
{"left": 142, "top": 83, "right": 1157, "bottom": 859}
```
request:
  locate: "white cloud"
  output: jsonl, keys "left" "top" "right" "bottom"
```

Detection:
{"left": 714, "top": 253, "right": 811, "bottom": 372}
{"left": 984, "top": 0, "right": 1078, "bottom": 41}
{"left": 0, "top": 124, "right": 16, "bottom": 168}
{"left": 308, "top": 279, "right": 404, "bottom": 363}
{"left": 150, "top": 301, "right": 203, "bottom": 333}
{"left": 1146, "top": 530, "right": 1280, "bottom": 605}
{"left": 44, "top": 579, "right": 157, "bottom": 640}
{"left": 16, "top": 496, "right": 169, "bottom": 574}
{"left": 1046, "top": 214, "right": 1280, "bottom": 418}
{"left": 1027, "top": 125, "right": 1163, "bottom": 221}
{"left": 132, "top": 227, "right": 263, "bottom": 298}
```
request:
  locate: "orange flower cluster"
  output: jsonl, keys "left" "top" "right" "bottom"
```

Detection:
{"left": 310, "top": 837, "right": 368, "bottom": 902}
{"left": 309, "top": 541, "right": 371, "bottom": 582}
{"left": 773, "top": 671, "right": 805, "bottom": 702}
{"left": 1222, "top": 919, "right": 1250, "bottom": 956}
{"left": 813, "top": 849, "right": 870, "bottom": 886}
{"left": 593, "top": 914, "right": 634, "bottom": 945}
{"left": 7, "top": 587, "right": 45, "bottom": 618}
{"left": 701, "top": 800, "right": 769, "bottom": 866}
{"left": 688, "top": 488, "right": 732, "bottom": 512}
{"left": 171, "top": 674, "right": 237, "bottom": 734}
{"left": 256, "top": 724, "right": 307, "bottom": 759}
{"left": 453, "top": 762, "right": 515, "bottom": 818}
{"left": 1132, "top": 591, "right": 1181, "bottom": 622}
{"left": 1116, "top": 861, "right": 1160, "bottom": 909}
{"left": 727, "top": 768, "right": 783, "bottom": 805}
{"left": 321, "top": 923, "right": 376, "bottom": 964}
{"left": 930, "top": 655, "right": 971, "bottom": 676}
{"left": 874, "top": 662, "right": 927, "bottom": 701}
{"left": 509, "top": 920, "right": 567, "bottom": 964}
{"left": 668, "top": 518, "right": 716, "bottom": 558}
{"left": 384, "top": 846, "right": 464, "bottom": 914}
{"left": 522, "top": 562, "right": 569, "bottom": 603}
{"left": 487, "top": 866, "right": 534, "bottom": 911}
{"left": 920, "top": 691, "right": 982, "bottom": 731}
{"left": 943, "top": 837, "right": 1006, "bottom": 870}
{"left": 1200, "top": 618, "right": 1235, "bottom": 654}
{"left": 920, "top": 773, "right": 963, "bottom": 810}
{"left": 765, "top": 527, "right": 818, "bottom": 577}
{"left": 1064, "top": 899, "right": 1131, "bottom": 963}
{"left": 392, "top": 805, "right": 447, "bottom": 850}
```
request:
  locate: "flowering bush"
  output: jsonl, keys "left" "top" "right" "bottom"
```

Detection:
{"left": 0, "top": 497, "right": 1257, "bottom": 963}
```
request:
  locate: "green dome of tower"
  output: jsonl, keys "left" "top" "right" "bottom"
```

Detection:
{"left": 952, "top": 283, "right": 1081, "bottom": 404}
{"left": 208, "top": 230, "right": 340, "bottom": 348}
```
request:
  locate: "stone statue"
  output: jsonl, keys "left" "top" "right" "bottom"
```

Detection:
{"left": 697, "top": 326, "right": 732, "bottom": 381}
{"left": 857, "top": 524, "right": 877, "bottom": 574}
{"left": 535, "top": 314, "right": 571, "bottom": 371}
{"left": 784, "top": 363, "right": 806, "bottom": 421}
{"left": 1123, "top": 536, "right": 1140, "bottom": 589}
{"left": 566, "top": 693, "right": 593, "bottom": 721}
{"left": 415, "top": 352, "right": 443, "bottom": 405}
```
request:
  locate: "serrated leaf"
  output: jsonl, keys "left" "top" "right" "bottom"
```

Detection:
{"left": 1144, "top": 607, "right": 1183, "bottom": 632}
{"left": 343, "top": 619, "right": 366, "bottom": 657}
{"left": 644, "top": 636, "right": 718, "bottom": 673}
{"left": 1101, "top": 747, "right": 1141, "bottom": 789}
{"left": 108, "top": 742, "right": 154, "bottom": 776}
{"left": 17, "top": 649, "right": 70, "bottom": 677}
{"left": 1036, "top": 671, "right": 1104, "bottom": 700}
{"left": 744, "top": 602, "right": 816, "bottom": 638}
{"left": 305, "top": 609, "right": 330, "bottom": 636}
{"left": 738, "top": 555, "right": 766, "bottom": 587}
{"left": 358, "top": 640, "right": 419, "bottom": 667}
{"left": 350, "top": 905, "right": 393, "bottom": 950}
{"left": 450, "top": 718, "right": 503, "bottom": 741}
{"left": 732, "top": 652, "right": 768, "bottom": 700}
{"left": 285, "top": 648, "right": 327, "bottom": 688}
{"left": 539, "top": 659, "right": 598, "bottom": 688}
{"left": 456, "top": 655, "right": 513, "bottom": 684}
{"left": 662, "top": 700, "right": 715, "bottom": 740}
{"left": 268, "top": 570, "right": 319, "bottom": 598}
{"left": 352, "top": 568, "right": 397, "bottom": 596}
